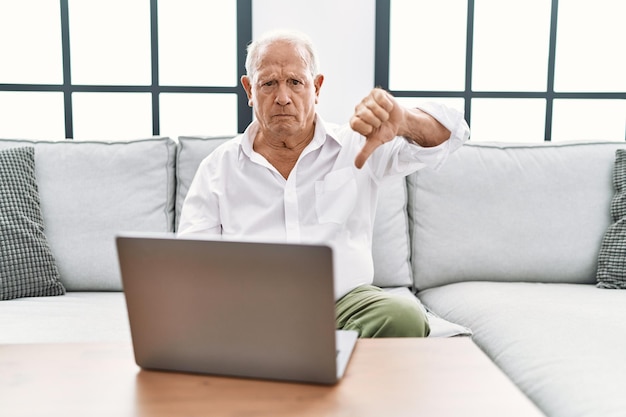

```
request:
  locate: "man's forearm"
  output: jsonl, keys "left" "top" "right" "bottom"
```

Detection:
{"left": 398, "top": 108, "right": 451, "bottom": 147}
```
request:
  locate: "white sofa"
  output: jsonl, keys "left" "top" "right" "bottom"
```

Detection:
{"left": 1, "top": 136, "right": 625, "bottom": 417}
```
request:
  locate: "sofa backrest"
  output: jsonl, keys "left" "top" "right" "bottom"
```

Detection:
{"left": 0, "top": 137, "right": 177, "bottom": 291}
{"left": 176, "top": 136, "right": 414, "bottom": 288}
{"left": 5, "top": 136, "right": 621, "bottom": 293}
{"left": 408, "top": 141, "right": 626, "bottom": 290}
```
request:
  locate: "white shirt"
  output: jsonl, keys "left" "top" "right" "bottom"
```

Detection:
{"left": 178, "top": 103, "right": 470, "bottom": 299}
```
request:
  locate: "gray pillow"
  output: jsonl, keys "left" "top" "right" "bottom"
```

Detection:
{"left": 0, "top": 147, "right": 65, "bottom": 300}
{"left": 597, "top": 149, "right": 626, "bottom": 289}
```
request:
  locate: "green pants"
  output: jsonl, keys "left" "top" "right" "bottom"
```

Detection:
{"left": 335, "top": 285, "right": 430, "bottom": 338}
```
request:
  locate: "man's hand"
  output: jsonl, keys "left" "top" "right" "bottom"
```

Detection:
{"left": 350, "top": 88, "right": 405, "bottom": 169}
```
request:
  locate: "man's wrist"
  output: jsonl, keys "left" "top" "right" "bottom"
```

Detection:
{"left": 399, "top": 108, "right": 450, "bottom": 147}
{"left": 397, "top": 108, "right": 427, "bottom": 145}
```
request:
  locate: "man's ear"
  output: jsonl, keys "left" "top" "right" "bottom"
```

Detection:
{"left": 314, "top": 74, "right": 324, "bottom": 103}
{"left": 241, "top": 75, "right": 253, "bottom": 106}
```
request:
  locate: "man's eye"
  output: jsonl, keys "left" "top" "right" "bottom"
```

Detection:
{"left": 262, "top": 81, "right": 275, "bottom": 87}
{"left": 290, "top": 79, "right": 302, "bottom": 86}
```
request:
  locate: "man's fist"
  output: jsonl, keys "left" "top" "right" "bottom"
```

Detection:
{"left": 350, "top": 88, "right": 405, "bottom": 169}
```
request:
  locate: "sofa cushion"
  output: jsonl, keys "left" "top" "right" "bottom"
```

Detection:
{"left": 175, "top": 136, "right": 231, "bottom": 228}
{"left": 408, "top": 141, "right": 626, "bottom": 290}
{"left": 0, "top": 292, "right": 130, "bottom": 343}
{"left": 175, "top": 136, "right": 413, "bottom": 288}
{"left": 371, "top": 176, "right": 413, "bottom": 287}
{"left": 0, "top": 137, "right": 177, "bottom": 291}
{"left": 419, "top": 281, "right": 626, "bottom": 417}
{"left": 596, "top": 149, "right": 626, "bottom": 289}
{"left": 0, "top": 147, "right": 65, "bottom": 300}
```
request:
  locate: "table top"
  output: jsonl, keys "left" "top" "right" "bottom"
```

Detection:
{"left": 0, "top": 337, "right": 544, "bottom": 417}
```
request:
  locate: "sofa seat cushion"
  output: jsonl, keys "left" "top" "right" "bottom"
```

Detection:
{"left": 0, "top": 292, "right": 130, "bottom": 344}
{"left": 419, "top": 281, "right": 626, "bottom": 417}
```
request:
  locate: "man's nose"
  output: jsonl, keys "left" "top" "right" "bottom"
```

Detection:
{"left": 275, "top": 82, "right": 291, "bottom": 106}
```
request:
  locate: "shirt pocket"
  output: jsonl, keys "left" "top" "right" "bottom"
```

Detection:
{"left": 315, "top": 167, "right": 358, "bottom": 224}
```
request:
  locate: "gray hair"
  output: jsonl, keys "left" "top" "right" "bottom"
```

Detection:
{"left": 244, "top": 30, "right": 320, "bottom": 79}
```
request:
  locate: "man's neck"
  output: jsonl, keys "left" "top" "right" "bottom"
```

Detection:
{"left": 253, "top": 124, "right": 316, "bottom": 179}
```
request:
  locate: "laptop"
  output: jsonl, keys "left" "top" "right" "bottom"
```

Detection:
{"left": 115, "top": 232, "right": 358, "bottom": 385}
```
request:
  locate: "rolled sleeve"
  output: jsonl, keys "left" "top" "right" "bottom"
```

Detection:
{"left": 410, "top": 102, "right": 470, "bottom": 170}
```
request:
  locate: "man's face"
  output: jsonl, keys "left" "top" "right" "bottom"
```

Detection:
{"left": 241, "top": 41, "right": 323, "bottom": 139}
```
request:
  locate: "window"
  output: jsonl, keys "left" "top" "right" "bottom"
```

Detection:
{"left": 0, "top": 0, "right": 252, "bottom": 140}
{"left": 377, "top": 0, "right": 626, "bottom": 142}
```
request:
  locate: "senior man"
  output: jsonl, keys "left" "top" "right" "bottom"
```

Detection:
{"left": 178, "top": 30, "right": 470, "bottom": 337}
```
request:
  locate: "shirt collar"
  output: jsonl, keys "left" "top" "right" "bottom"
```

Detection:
{"left": 239, "top": 121, "right": 258, "bottom": 161}
{"left": 238, "top": 114, "right": 343, "bottom": 162}
{"left": 313, "top": 114, "right": 343, "bottom": 148}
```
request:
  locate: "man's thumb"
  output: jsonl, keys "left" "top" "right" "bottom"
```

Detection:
{"left": 354, "top": 137, "right": 382, "bottom": 169}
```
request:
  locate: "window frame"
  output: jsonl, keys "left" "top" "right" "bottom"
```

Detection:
{"left": 0, "top": 0, "right": 252, "bottom": 138}
{"left": 375, "top": 0, "right": 626, "bottom": 141}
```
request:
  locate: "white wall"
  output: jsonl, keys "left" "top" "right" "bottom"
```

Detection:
{"left": 252, "top": 0, "right": 376, "bottom": 125}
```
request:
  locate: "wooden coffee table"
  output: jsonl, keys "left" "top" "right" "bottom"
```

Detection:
{"left": 0, "top": 338, "right": 544, "bottom": 417}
